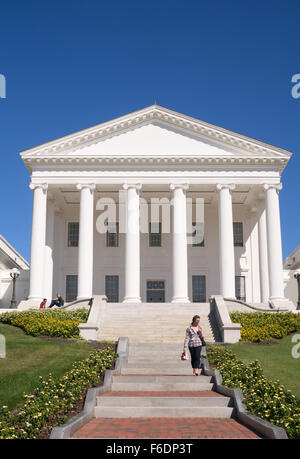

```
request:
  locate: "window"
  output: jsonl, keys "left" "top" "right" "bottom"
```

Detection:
{"left": 149, "top": 222, "right": 161, "bottom": 247}
{"left": 235, "top": 276, "right": 246, "bottom": 301}
{"left": 233, "top": 222, "right": 243, "bottom": 247}
{"left": 192, "top": 275, "right": 206, "bottom": 302}
{"left": 192, "top": 221, "right": 204, "bottom": 247}
{"left": 68, "top": 222, "right": 79, "bottom": 247}
{"left": 66, "top": 275, "right": 78, "bottom": 302}
{"left": 106, "top": 222, "right": 119, "bottom": 247}
{"left": 105, "top": 275, "right": 119, "bottom": 302}
{"left": 146, "top": 280, "right": 165, "bottom": 302}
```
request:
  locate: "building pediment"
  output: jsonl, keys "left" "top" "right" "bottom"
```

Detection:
{"left": 20, "top": 105, "right": 292, "bottom": 172}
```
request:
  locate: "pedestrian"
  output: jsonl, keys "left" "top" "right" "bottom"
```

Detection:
{"left": 49, "top": 293, "right": 64, "bottom": 308}
{"left": 183, "top": 315, "right": 204, "bottom": 376}
{"left": 40, "top": 298, "right": 47, "bottom": 309}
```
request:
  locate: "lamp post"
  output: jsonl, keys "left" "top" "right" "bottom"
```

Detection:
{"left": 10, "top": 268, "right": 20, "bottom": 308}
{"left": 294, "top": 269, "right": 300, "bottom": 310}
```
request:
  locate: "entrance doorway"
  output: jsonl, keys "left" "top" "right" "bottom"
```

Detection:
{"left": 146, "top": 280, "right": 165, "bottom": 302}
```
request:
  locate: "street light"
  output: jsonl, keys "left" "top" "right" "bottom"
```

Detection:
{"left": 10, "top": 268, "right": 20, "bottom": 308}
{"left": 294, "top": 269, "right": 300, "bottom": 310}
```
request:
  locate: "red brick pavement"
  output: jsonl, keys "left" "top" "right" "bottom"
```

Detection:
{"left": 72, "top": 417, "right": 260, "bottom": 439}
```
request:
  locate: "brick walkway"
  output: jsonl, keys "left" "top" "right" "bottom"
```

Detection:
{"left": 72, "top": 417, "right": 260, "bottom": 439}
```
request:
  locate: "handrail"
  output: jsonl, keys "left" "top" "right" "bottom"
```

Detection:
{"left": 223, "top": 297, "right": 288, "bottom": 313}
{"left": 60, "top": 297, "right": 93, "bottom": 310}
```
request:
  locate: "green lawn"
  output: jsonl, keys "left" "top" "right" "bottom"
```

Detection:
{"left": 227, "top": 333, "right": 300, "bottom": 400}
{"left": 0, "top": 324, "right": 95, "bottom": 409}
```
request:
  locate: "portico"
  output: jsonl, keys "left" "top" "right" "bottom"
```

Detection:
{"left": 19, "top": 105, "right": 293, "bottom": 309}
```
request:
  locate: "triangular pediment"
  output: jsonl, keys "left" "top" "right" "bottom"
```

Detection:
{"left": 20, "top": 105, "right": 292, "bottom": 162}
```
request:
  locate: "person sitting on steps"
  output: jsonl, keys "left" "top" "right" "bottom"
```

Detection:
{"left": 49, "top": 292, "right": 64, "bottom": 308}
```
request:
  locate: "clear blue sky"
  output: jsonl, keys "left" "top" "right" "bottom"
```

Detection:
{"left": 0, "top": 0, "right": 299, "bottom": 262}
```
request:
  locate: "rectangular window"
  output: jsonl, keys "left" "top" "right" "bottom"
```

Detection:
{"left": 66, "top": 275, "right": 78, "bottom": 302}
{"left": 233, "top": 222, "right": 243, "bottom": 247}
{"left": 68, "top": 222, "right": 79, "bottom": 247}
{"left": 105, "top": 275, "right": 119, "bottom": 302}
{"left": 192, "top": 275, "right": 206, "bottom": 302}
{"left": 149, "top": 222, "right": 161, "bottom": 247}
{"left": 192, "top": 221, "right": 204, "bottom": 247}
{"left": 106, "top": 222, "right": 119, "bottom": 247}
{"left": 235, "top": 276, "right": 246, "bottom": 301}
{"left": 146, "top": 280, "right": 165, "bottom": 302}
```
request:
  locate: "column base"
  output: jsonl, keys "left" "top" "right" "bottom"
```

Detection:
{"left": 268, "top": 297, "right": 296, "bottom": 311}
{"left": 122, "top": 297, "right": 142, "bottom": 303}
{"left": 171, "top": 297, "right": 191, "bottom": 304}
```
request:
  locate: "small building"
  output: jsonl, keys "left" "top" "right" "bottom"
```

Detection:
{"left": 0, "top": 234, "right": 29, "bottom": 308}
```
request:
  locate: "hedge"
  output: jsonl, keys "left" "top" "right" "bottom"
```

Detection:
{"left": 0, "top": 309, "right": 89, "bottom": 339}
{"left": 230, "top": 312, "right": 300, "bottom": 343}
{"left": 0, "top": 347, "right": 115, "bottom": 439}
{"left": 207, "top": 345, "right": 300, "bottom": 439}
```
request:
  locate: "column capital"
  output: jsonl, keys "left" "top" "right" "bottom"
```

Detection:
{"left": 263, "top": 183, "right": 282, "bottom": 192}
{"left": 216, "top": 183, "right": 236, "bottom": 192}
{"left": 29, "top": 182, "right": 48, "bottom": 191}
{"left": 122, "top": 183, "right": 142, "bottom": 191}
{"left": 169, "top": 183, "right": 189, "bottom": 191}
{"left": 76, "top": 183, "right": 96, "bottom": 191}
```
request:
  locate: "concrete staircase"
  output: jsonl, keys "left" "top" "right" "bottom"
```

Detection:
{"left": 94, "top": 343, "right": 234, "bottom": 419}
{"left": 98, "top": 302, "right": 217, "bottom": 343}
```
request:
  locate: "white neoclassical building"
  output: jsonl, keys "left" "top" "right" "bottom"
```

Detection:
{"left": 18, "top": 105, "right": 294, "bottom": 310}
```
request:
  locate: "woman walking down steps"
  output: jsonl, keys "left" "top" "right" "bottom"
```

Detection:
{"left": 183, "top": 315, "right": 204, "bottom": 376}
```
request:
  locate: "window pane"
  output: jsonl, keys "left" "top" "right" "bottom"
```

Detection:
{"left": 235, "top": 276, "right": 246, "bottom": 301}
{"left": 192, "top": 222, "right": 204, "bottom": 247}
{"left": 105, "top": 275, "right": 119, "bottom": 302}
{"left": 192, "top": 275, "right": 206, "bottom": 302}
{"left": 68, "top": 222, "right": 79, "bottom": 247}
{"left": 149, "top": 222, "right": 161, "bottom": 247}
{"left": 106, "top": 222, "right": 119, "bottom": 247}
{"left": 233, "top": 222, "right": 243, "bottom": 247}
{"left": 66, "top": 275, "right": 78, "bottom": 302}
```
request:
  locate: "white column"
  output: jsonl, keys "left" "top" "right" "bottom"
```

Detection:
{"left": 217, "top": 183, "right": 236, "bottom": 298}
{"left": 76, "top": 183, "right": 95, "bottom": 300}
{"left": 28, "top": 183, "right": 48, "bottom": 300}
{"left": 258, "top": 205, "right": 270, "bottom": 303}
{"left": 170, "top": 183, "right": 190, "bottom": 303}
{"left": 122, "top": 183, "right": 142, "bottom": 303}
{"left": 44, "top": 196, "right": 55, "bottom": 302}
{"left": 264, "top": 183, "right": 285, "bottom": 300}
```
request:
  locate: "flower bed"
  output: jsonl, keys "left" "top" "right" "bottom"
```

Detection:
{"left": 0, "top": 347, "right": 115, "bottom": 439}
{"left": 0, "top": 309, "right": 89, "bottom": 339}
{"left": 230, "top": 312, "right": 300, "bottom": 343}
{"left": 207, "top": 345, "right": 300, "bottom": 439}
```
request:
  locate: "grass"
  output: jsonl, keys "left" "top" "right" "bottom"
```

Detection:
{"left": 227, "top": 333, "right": 300, "bottom": 400}
{"left": 0, "top": 324, "right": 102, "bottom": 409}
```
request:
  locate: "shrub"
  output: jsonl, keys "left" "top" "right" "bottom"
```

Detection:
{"left": 0, "top": 309, "right": 89, "bottom": 339}
{"left": 207, "top": 345, "right": 300, "bottom": 439}
{"left": 0, "top": 347, "right": 115, "bottom": 439}
{"left": 230, "top": 312, "right": 300, "bottom": 343}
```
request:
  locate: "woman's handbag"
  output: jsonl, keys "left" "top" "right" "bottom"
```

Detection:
{"left": 201, "top": 335, "right": 207, "bottom": 347}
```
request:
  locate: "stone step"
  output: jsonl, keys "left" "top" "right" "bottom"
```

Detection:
{"left": 112, "top": 375, "right": 212, "bottom": 383}
{"left": 96, "top": 395, "right": 232, "bottom": 407}
{"left": 111, "top": 382, "right": 214, "bottom": 391}
{"left": 121, "top": 367, "right": 198, "bottom": 375}
{"left": 94, "top": 405, "right": 233, "bottom": 418}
